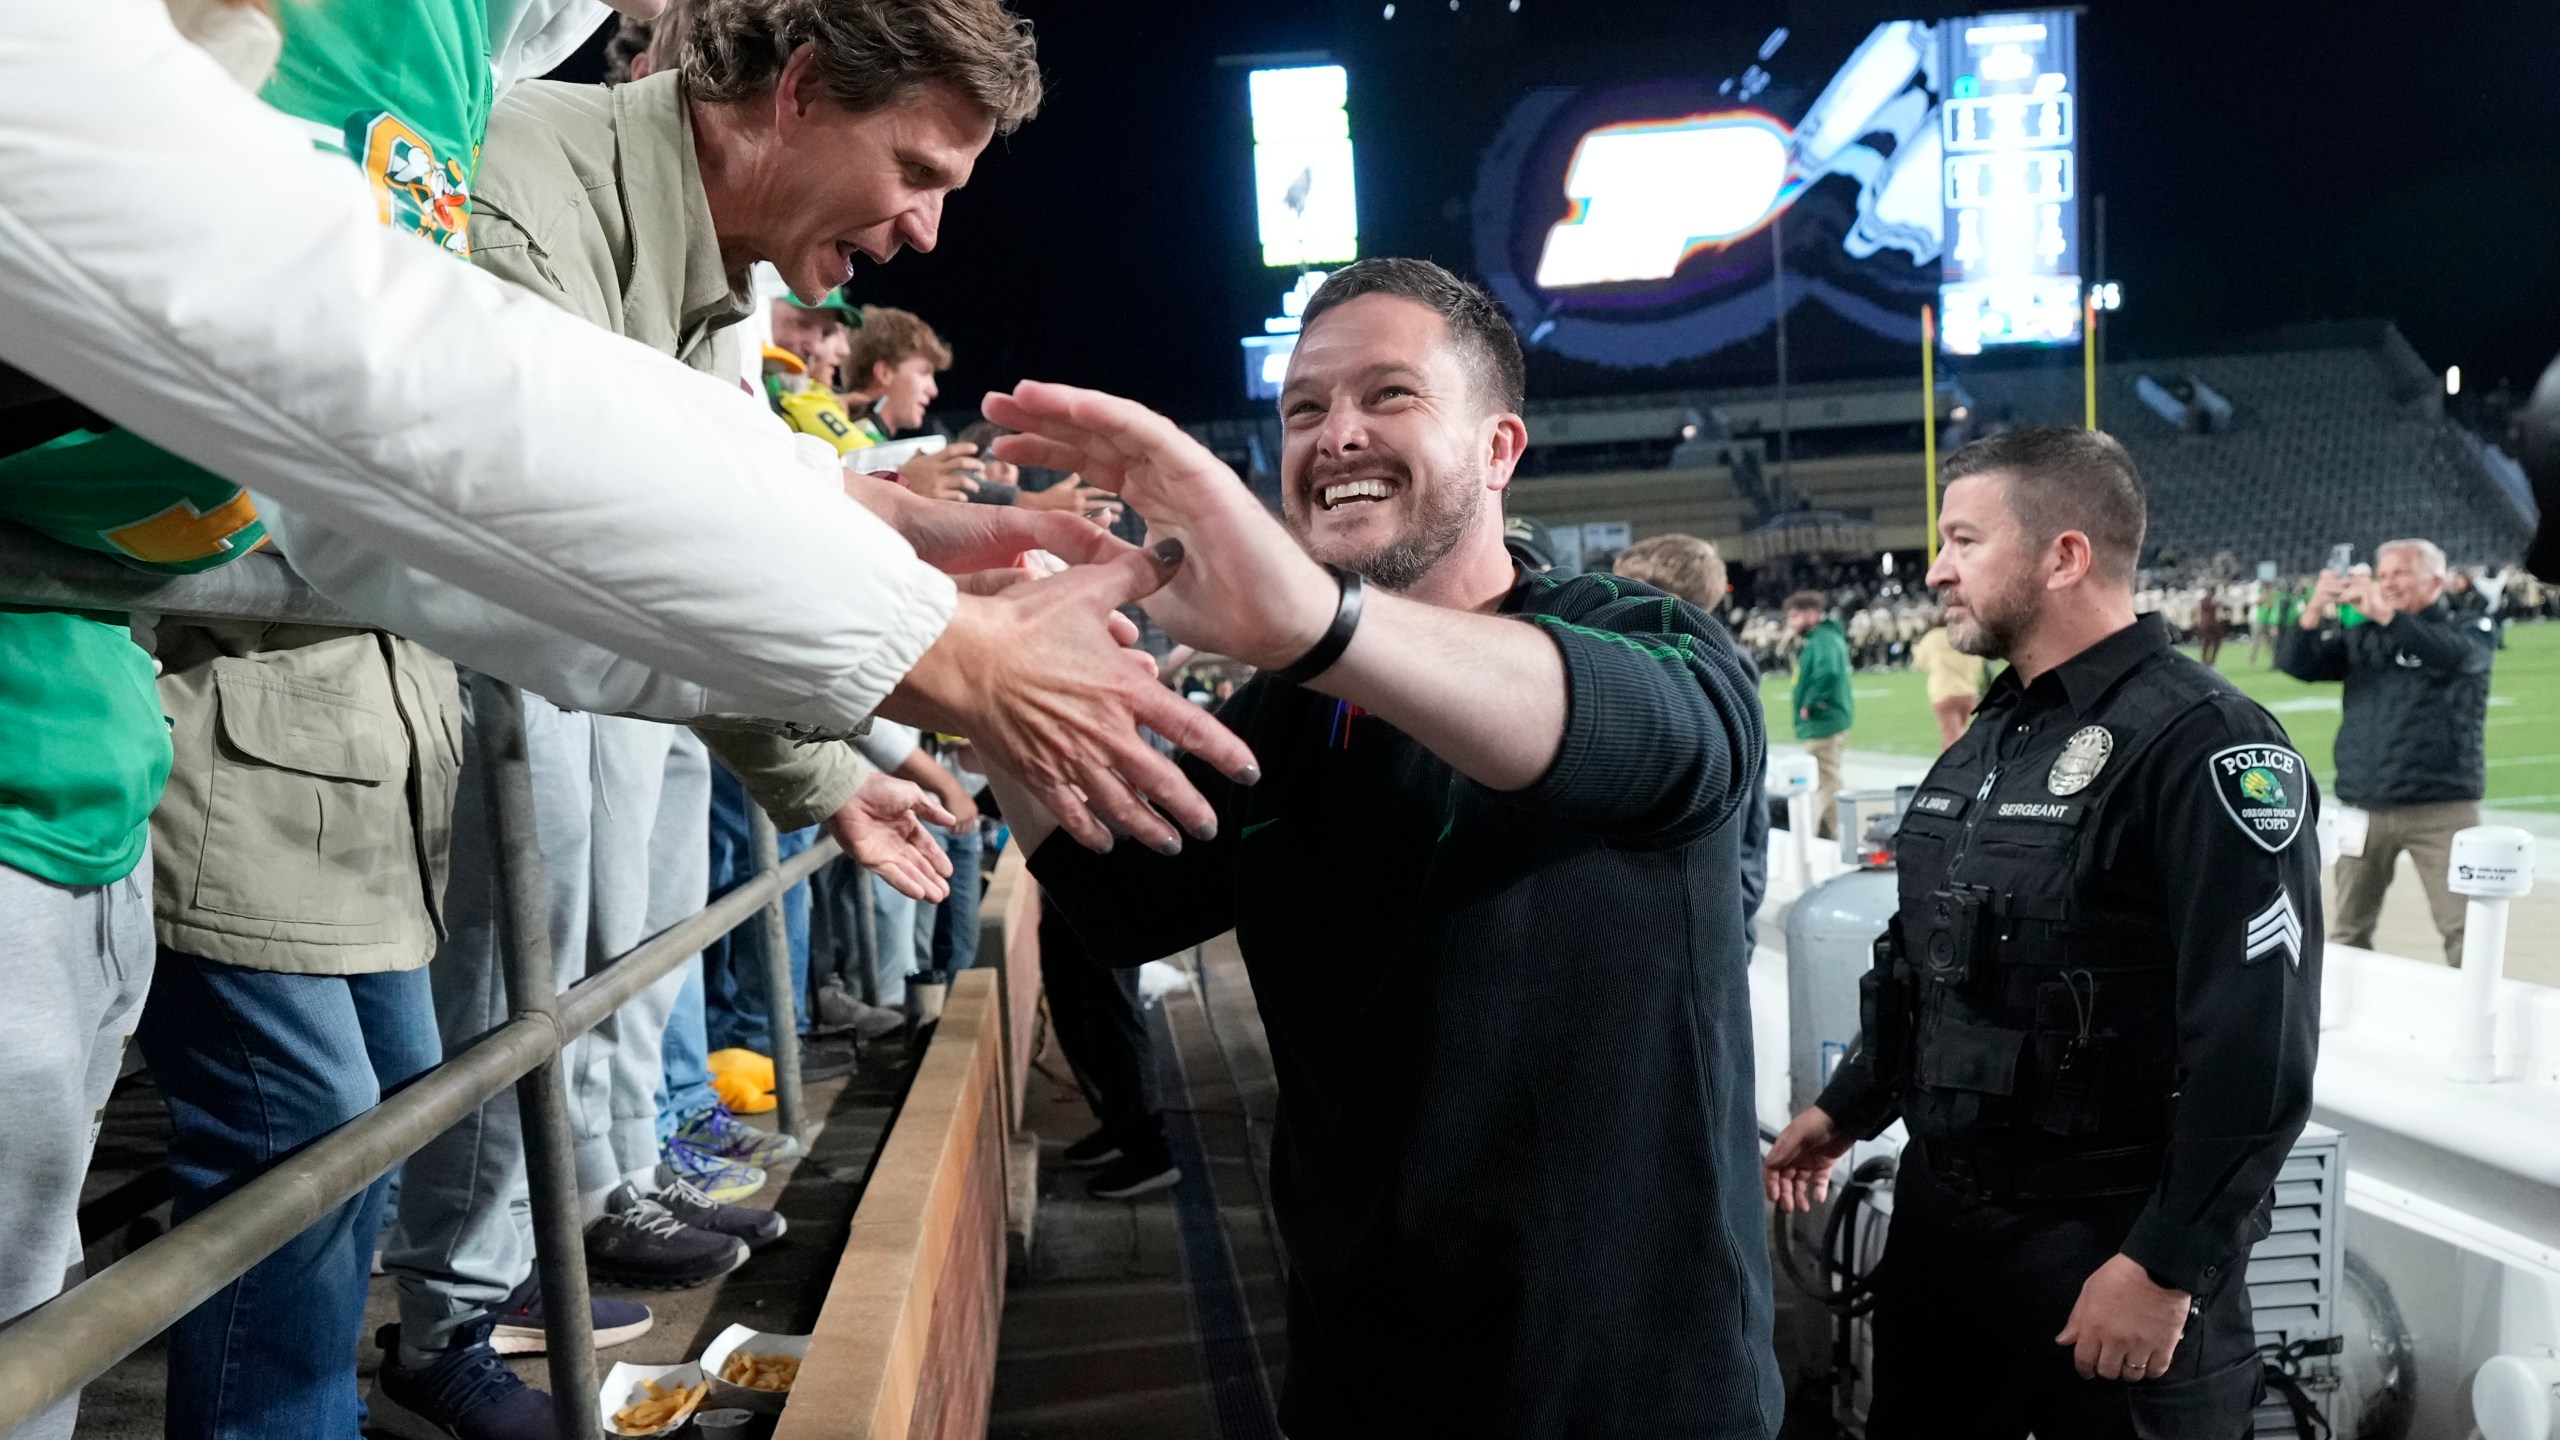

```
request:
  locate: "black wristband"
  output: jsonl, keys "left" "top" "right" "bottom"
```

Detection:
{"left": 1273, "top": 566, "right": 1364, "bottom": 685}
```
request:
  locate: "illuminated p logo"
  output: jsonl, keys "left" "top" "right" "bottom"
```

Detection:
{"left": 1535, "top": 113, "right": 1794, "bottom": 289}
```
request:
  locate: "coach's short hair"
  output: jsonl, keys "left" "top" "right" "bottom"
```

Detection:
{"left": 1941, "top": 426, "right": 2147, "bottom": 584}
{"left": 1297, "top": 258, "right": 1526, "bottom": 416}
{"left": 1785, "top": 590, "right": 1828, "bottom": 615}
{"left": 1615, "top": 534, "right": 1727, "bottom": 612}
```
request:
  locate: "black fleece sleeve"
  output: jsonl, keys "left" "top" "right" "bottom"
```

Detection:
{"left": 1504, "top": 578, "right": 1768, "bottom": 846}
{"left": 2116, "top": 698, "right": 2324, "bottom": 1294}
{"left": 2377, "top": 608, "right": 2493, "bottom": 674}
{"left": 1025, "top": 692, "right": 1257, "bottom": 965}
{"left": 2272, "top": 624, "right": 2348, "bottom": 682}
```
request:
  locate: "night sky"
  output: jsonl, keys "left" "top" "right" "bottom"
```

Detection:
{"left": 558, "top": 0, "right": 2560, "bottom": 423}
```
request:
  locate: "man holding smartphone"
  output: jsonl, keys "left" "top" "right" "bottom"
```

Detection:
{"left": 2279, "top": 537, "right": 2495, "bottom": 964}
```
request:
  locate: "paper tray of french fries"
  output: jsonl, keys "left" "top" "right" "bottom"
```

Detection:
{"left": 599, "top": 1361, "right": 709, "bottom": 1436}
{"left": 699, "top": 1324, "right": 811, "bottom": 1415}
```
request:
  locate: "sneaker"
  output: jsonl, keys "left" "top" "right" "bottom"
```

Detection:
{"left": 368, "top": 1319, "right": 554, "bottom": 1440}
{"left": 658, "top": 1138, "right": 768, "bottom": 1204}
{"left": 655, "top": 1177, "right": 788, "bottom": 1248}
{"left": 1087, "top": 1152, "right": 1181, "bottom": 1201}
{"left": 486, "top": 1273, "right": 655, "bottom": 1357}
{"left": 796, "top": 1034, "right": 859, "bottom": 1082}
{"left": 585, "top": 1184, "right": 749, "bottom": 1290}
{"left": 673, "top": 1102, "right": 802, "bottom": 1168}
{"left": 1059, "top": 1128, "right": 1122, "bottom": 1169}
{"left": 814, "top": 985, "right": 908, "bottom": 1042}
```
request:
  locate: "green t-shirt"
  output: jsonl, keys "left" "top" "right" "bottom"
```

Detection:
{"left": 0, "top": 0, "right": 490, "bottom": 887}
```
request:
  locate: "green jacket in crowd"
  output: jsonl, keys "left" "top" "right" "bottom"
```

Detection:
{"left": 1792, "top": 617, "right": 1855, "bottom": 741}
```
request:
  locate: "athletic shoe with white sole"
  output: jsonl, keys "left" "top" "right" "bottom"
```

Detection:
{"left": 1087, "top": 1152, "right": 1181, "bottom": 1200}
{"left": 672, "top": 1101, "right": 803, "bottom": 1168}
{"left": 658, "top": 1137, "right": 767, "bottom": 1204}
{"left": 485, "top": 1272, "right": 655, "bottom": 1356}
{"left": 654, "top": 1176, "right": 788, "bottom": 1248}
{"left": 368, "top": 1318, "right": 554, "bottom": 1440}
{"left": 584, "top": 1183, "right": 748, "bottom": 1290}
{"left": 1059, "top": 1128, "right": 1121, "bottom": 1169}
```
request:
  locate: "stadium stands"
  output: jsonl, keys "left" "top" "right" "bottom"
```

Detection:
{"left": 1966, "top": 321, "right": 2537, "bottom": 572}
{"left": 1293, "top": 320, "right": 2539, "bottom": 574}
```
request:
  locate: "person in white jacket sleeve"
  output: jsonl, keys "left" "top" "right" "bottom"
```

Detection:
{"left": 0, "top": 0, "right": 1250, "bottom": 856}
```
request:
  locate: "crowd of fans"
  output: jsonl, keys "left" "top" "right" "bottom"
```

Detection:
{"left": 0, "top": 2, "right": 1246, "bottom": 1439}
{"left": 1726, "top": 558, "right": 2547, "bottom": 681}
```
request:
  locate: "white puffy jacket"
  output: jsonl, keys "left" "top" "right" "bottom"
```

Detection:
{"left": 0, "top": 0, "right": 954, "bottom": 731}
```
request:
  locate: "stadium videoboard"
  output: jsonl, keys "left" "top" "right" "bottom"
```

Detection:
{"left": 1304, "top": 9, "right": 2085, "bottom": 392}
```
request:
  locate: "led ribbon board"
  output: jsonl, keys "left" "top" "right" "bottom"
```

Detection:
{"left": 1935, "top": 11, "right": 2082, "bottom": 355}
{"left": 1251, "top": 66, "right": 1360, "bottom": 269}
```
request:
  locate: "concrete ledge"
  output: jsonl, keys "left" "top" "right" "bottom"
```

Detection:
{"left": 778, "top": 969, "right": 1010, "bottom": 1440}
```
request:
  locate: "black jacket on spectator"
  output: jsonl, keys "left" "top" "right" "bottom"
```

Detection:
{"left": 2274, "top": 600, "right": 2493, "bottom": 807}
{"left": 1034, "top": 569, "right": 1779, "bottom": 1440}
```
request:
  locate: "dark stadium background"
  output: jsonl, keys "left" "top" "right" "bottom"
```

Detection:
{"left": 550, "top": 0, "right": 2560, "bottom": 423}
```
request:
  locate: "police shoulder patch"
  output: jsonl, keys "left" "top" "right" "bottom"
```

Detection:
{"left": 2208, "top": 743, "right": 2309, "bottom": 853}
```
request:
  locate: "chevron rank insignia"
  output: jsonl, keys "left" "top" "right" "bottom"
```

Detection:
{"left": 2209, "top": 744, "right": 2309, "bottom": 853}
{"left": 2244, "top": 889, "right": 2304, "bottom": 968}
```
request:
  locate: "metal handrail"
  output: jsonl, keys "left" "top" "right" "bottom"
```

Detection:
{"left": 0, "top": 523, "right": 834, "bottom": 1435}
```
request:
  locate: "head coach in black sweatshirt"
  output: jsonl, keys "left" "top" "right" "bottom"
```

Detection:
{"left": 979, "top": 258, "right": 1779, "bottom": 1439}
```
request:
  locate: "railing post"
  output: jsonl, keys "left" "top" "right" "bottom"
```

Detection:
{"left": 2446, "top": 825, "right": 2535, "bottom": 1084}
{"left": 471, "top": 675, "right": 604, "bottom": 1435}
{"left": 750, "top": 805, "right": 807, "bottom": 1139}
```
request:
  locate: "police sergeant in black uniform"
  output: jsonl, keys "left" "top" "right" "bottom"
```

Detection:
{"left": 1765, "top": 427, "right": 2323, "bottom": 1439}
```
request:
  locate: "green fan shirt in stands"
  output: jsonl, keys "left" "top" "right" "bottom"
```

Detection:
{"left": 0, "top": 0, "right": 488, "bottom": 887}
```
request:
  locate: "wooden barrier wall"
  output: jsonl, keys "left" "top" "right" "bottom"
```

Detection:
{"left": 775, "top": 968, "right": 1010, "bottom": 1440}
{"left": 985, "top": 847, "right": 1042, "bottom": 1128}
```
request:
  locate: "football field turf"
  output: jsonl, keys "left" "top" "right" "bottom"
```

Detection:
{"left": 1761, "top": 619, "right": 2560, "bottom": 814}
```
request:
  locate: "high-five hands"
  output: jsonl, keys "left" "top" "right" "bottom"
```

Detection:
{"left": 823, "top": 774, "right": 957, "bottom": 902}
{"left": 983, "top": 381, "right": 1338, "bottom": 670}
{"left": 847, "top": 471, "right": 1127, "bottom": 576}
{"left": 883, "top": 543, "right": 1259, "bottom": 854}
{"left": 900, "top": 442, "right": 984, "bottom": 502}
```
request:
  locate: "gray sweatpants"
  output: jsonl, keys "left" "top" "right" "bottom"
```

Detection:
{"left": 385, "top": 693, "right": 707, "bottom": 1353}
{"left": 0, "top": 861, "right": 153, "bottom": 1440}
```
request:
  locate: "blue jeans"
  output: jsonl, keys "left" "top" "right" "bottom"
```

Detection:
{"left": 138, "top": 952, "right": 441, "bottom": 1440}
{"left": 657, "top": 956, "right": 717, "bottom": 1144}
{"left": 697, "top": 768, "right": 816, "bottom": 1056}
{"left": 921, "top": 819, "right": 977, "bottom": 973}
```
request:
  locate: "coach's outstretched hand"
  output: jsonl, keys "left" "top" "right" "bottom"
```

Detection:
{"left": 883, "top": 545, "right": 1259, "bottom": 854}
{"left": 984, "top": 381, "right": 1339, "bottom": 671}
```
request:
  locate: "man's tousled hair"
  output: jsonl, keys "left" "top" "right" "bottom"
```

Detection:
{"left": 1615, "top": 534, "right": 1727, "bottom": 612}
{"left": 1298, "top": 258, "right": 1527, "bottom": 416}
{"left": 845, "top": 305, "right": 952, "bottom": 380}
{"left": 1942, "top": 426, "right": 2148, "bottom": 584}
{"left": 682, "top": 0, "right": 1042, "bottom": 133}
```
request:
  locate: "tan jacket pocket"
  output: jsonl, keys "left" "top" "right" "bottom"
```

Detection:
{"left": 190, "top": 659, "right": 415, "bottom": 927}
